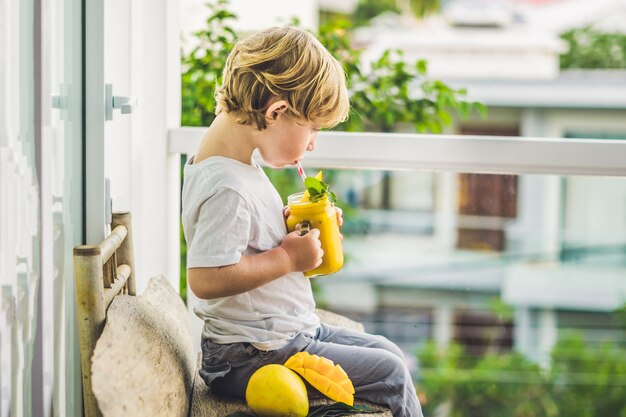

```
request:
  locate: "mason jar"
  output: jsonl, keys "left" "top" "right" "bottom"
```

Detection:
{"left": 286, "top": 192, "right": 344, "bottom": 277}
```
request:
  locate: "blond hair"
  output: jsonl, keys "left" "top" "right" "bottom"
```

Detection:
{"left": 216, "top": 27, "right": 350, "bottom": 130}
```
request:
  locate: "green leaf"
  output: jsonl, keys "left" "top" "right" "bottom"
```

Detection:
{"left": 304, "top": 177, "right": 325, "bottom": 195}
{"left": 307, "top": 402, "right": 379, "bottom": 417}
{"left": 303, "top": 177, "right": 337, "bottom": 204}
{"left": 416, "top": 59, "right": 428, "bottom": 74}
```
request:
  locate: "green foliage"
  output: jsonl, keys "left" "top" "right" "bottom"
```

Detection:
{"left": 180, "top": 155, "right": 188, "bottom": 304}
{"left": 346, "top": 50, "right": 486, "bottom": 133}
{"left": 319, "top": 10, "right": 351, "bottom": 28}
{"left": 181, "top": 0, "right": 237, "bottom": 127}
{"left": 418, "top": 341, "right": 554, "bottom": 417}
{"left": 180, "top": 219, "right": 187, "bottom": 304}
{"left": 313, "top": 19, "right": 485, "bottom": 133}
{"left": 263, "top": 167, "right": 303, "bottom": 202}
{"left": 549, "top": 332, "right": 626, "bottom": 417}
{"left": 408, "top": 0, "right": 441, "bottom": 19}
{"left": 353, "top": 0, "right": 440, "bottom": 26}
{"left": 316, "top": 19, "right": 361, "bottom": 82}
{"left": 560, "top": 27, "right": 626, "bottom": 69}
{"left": 417, "top": 306, "right": 626, "bottom": 417}
{"left": 487, "top": 297, "right": 514, "bottom": 322}
{"left": 614, "top": 304, "right": 626, "bottom": 332}
{"left": 353, "top": 0, "right": 400, "bottom": 27}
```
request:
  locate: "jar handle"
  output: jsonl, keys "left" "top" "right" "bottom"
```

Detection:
{"left": 298, "top": 220, "right": 311, "bottom": 236}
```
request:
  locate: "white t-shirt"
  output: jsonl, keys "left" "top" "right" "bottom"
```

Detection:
{"left": 182, "top": 155, "right": 320, "bottom": 350}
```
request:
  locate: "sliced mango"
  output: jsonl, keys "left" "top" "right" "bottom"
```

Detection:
{"left": 301, "top": 171, "right": 324, "bottom": 202}
{"left": 284, "top": 351, "right": 355, "bottom": 406}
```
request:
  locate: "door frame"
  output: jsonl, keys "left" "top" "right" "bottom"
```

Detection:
{"left": 85, "top": 0, "right": 106, "bottom": 245}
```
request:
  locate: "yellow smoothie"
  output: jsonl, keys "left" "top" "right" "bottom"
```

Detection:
{"left": 286, "top": 191, "right": 343, "bottom": 277}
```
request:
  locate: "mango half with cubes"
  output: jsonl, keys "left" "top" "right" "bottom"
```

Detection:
{"left": 284, "top": 351, "right": 355, "bottom": 406}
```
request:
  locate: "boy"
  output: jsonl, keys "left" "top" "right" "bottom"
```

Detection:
{"left": 182, "top": 27, "right": 422, "bottom": 417}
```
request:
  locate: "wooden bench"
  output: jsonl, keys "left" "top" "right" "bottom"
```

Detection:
{"left": 73, "top": 212, "right": 391, "bottom": 417}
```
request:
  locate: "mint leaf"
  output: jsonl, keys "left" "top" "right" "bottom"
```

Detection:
{"left": 303, "top": 177, "right": 337, "bottom": 204}
{"left": 304, "top": 177, "right": 325, "bottom": 195}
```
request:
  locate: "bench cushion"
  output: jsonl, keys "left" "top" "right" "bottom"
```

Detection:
{"left": 91, "top": 276, "right": 196, "bottom": 417}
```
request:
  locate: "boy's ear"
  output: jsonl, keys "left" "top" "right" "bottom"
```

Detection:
{"left": 265, "top": 100, "right": 289, "bottom": 123}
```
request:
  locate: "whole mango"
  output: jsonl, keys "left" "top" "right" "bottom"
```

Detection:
{"left": 245, "top": 364, "right": 309, "bottom": 417}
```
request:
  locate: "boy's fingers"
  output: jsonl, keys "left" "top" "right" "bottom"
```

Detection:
{"left": 307, "top": 228, "right": 320, "bottom": 239}
{"left": 335, "top": 207, "right": 343, "bottom": 226}
{"left": 296, "top": 221, "right": 311, "bottom": 236}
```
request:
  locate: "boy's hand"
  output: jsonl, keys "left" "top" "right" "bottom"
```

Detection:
{"left": 335, "top": 207, "right": 344, "bottom": 227}
{"left": 280, "top": 228, "right": 323, "bottom": 272}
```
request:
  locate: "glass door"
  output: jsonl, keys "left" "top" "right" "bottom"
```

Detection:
{"left": 0, "top": 0, "right": 84, "bottom": 416}
{"left": 41, "top": 0, "right": 84, "bottom": 415}
{"left": 0, "top": 1, "right": 40, "bottom": 415}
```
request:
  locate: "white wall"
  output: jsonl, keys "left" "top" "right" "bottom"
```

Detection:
{"left": 130, "top": 0, "right": 182, "bottom": 293}
{"left": 564, "top": 177, "right": 626, "bottom": 246}
{"left": 359, "top": 29, "right": 566, "bottom": 81}
{"left": 524, "top": 0, "right": 626, "bottom": 34}
{"left": 103, "top": 0, "right": 181, "bottom": 294}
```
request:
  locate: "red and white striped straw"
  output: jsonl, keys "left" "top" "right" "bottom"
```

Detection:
{"left": 294, "top": 160, "right": 307, "bottom": 183}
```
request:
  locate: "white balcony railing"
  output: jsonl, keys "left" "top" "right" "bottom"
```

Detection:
{"left": 168, "top": 129, "right": 626, "bottom": 176}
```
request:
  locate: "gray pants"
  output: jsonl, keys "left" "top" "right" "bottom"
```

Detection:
{"left": 199, "top": 323, "right": 423, "bottom": 417}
